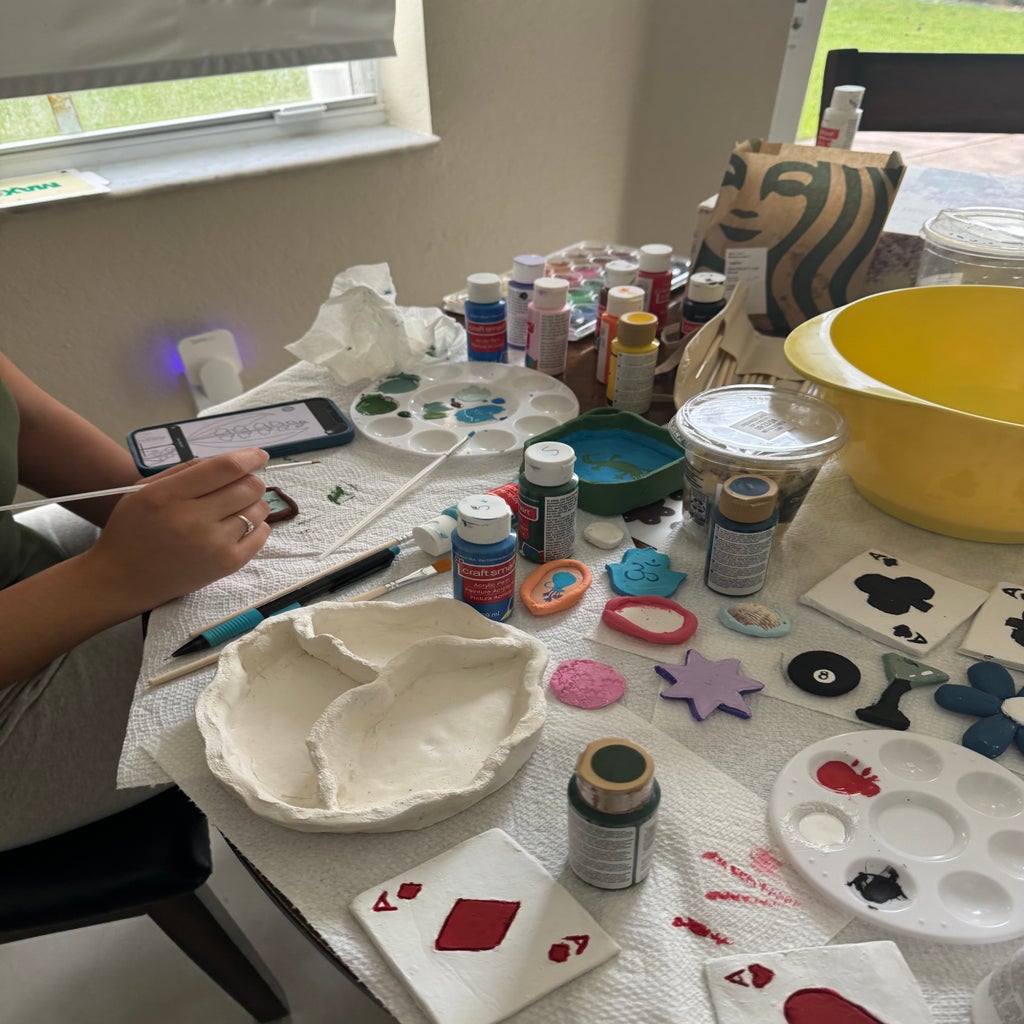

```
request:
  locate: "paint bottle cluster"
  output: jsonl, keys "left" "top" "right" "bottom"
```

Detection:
{"left": 461, "top": 241, "right": 682, "bottom": 378}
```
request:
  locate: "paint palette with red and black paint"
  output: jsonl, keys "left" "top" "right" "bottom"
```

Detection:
{"left": 768, "top": 730, "right": 1024, "bottom": 944}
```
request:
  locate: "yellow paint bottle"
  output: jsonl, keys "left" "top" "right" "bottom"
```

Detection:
{"left": 607, "top": 311, "right": 659, "bottom": 414}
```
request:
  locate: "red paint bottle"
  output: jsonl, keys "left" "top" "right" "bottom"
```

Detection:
{"left": 637, "top": 243, "right": 673, "bottom": 330}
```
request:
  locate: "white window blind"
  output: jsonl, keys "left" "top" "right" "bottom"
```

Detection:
{"left": 0, "top": 0, "right": 396, "bottom": 100}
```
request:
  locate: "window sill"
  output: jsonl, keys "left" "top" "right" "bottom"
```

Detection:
{"left": 0, "top": 113, "right": 439, "bottom": 208}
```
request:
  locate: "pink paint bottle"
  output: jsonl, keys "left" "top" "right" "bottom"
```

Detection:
{"left": 637, "top": 243, "right": 673, "bottom": 330}
{"left": 525, "top": 277, "right": 571, "bottom": 375}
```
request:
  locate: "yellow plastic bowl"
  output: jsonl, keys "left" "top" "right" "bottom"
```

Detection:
{"left": 785, "top": 285, "right": 1024, "bottom": 544}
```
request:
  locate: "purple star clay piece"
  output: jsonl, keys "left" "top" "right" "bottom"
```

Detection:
{"left": 655, "top": 650, "right": 764, "bottom": 721}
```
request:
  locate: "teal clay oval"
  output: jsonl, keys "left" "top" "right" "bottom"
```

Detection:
{"left": 356, "top": 393, "right": 398, "bottom": 415}
{"left": 719, "top": 603, "right": 791, "bottom": 638}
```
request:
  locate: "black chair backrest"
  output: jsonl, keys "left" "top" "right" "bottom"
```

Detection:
{"left": 820, "top": 49, "right": 1024, "bottom": 134}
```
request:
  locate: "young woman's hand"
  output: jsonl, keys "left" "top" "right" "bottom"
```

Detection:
{"left": 82, "top": 448, "right": 271, "bottom": 611}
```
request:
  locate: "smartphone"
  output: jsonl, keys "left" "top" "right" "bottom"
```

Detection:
{"left": 127, "top": 397, "right": 355, "bottom": 475}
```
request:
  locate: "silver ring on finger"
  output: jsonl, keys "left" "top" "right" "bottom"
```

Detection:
{"left": 235, "top": 513, "right": 256, "bottom": 538}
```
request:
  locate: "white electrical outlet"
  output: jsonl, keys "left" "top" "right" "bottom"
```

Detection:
{"left": 177, "top": 330, "right": 244, "bottom": 411}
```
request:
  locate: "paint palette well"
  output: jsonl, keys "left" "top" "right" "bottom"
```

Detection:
{"left": 769, "top": 730, "right": 1024, "bottom": 944}
{"left": 350, "top": 363, "right": 579, "bottom": 456}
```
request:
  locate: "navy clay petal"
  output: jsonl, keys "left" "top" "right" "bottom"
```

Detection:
{"left": 934, "top": 683, "right": 1002, "bottom": 717}
{"left": 962, "top": 714, "right": 1017, "bottom": 760}
{"left": 966, "top": 661, "right": 1017, "bottom": 700}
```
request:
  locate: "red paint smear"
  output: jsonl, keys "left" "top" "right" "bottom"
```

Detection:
{"left": 816, "top": 759, "right": 881, "bottom": 797}
{"left": 705, "top": 889, "right": 790, "bottom": 909}
{"left": 701, "top": 851, "right": 801, "bottom": 908}
{"left": 784, "top": 988, "right": 886, "bottom": 1023}
{"left": 434, "top": 898, "right": 521, "bottom": 952}
{"left": 397, "top": 882, "right": 422, "bottom": 900}
{"left": 750, "top": 847, "right": 785, "bottom": 876}
{"left": 671, "top": 915, "right": 730, "bottom": 946}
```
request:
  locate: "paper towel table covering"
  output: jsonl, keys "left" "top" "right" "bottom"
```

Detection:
{"left": 351, "top": 828, "right": 619, "bottom": 1024}
{"left": 196, "top": 598, "right": 548, "bottom": 832}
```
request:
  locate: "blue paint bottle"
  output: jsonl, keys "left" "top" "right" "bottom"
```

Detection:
{"left": 704, "top": 474, "right": 779, "bottom": 596}
{"left": 465, "top": 273, "right": 508, "bottom": 363}
{"left": 452, "top": 494, "right": 517, "bottom": 621}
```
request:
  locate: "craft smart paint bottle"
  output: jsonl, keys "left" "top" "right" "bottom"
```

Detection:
{"left": 607, "top": 310, "right": 660, "bottom": 414}
{"left": 636, "top": 243, "right": 673, "bottom": 329}
{"left": 417, "top": 484, "right": 519, "bottom": 556}
{"left": 815, "top": 85, "right": 865, "bottom": 149}
{"left": 596, "top": 284, "right": 645, "bottom": 385}
{"left": 595, "top": 259, "right": 639, "bottom": 345}
{"left": 525, "top": 277, "right": 571, "bottom": 375}
{"left": 681, "top": 271, "right": 727, "bottom": 338}
{"left": 568, "top": 737, "right": 660, "bottom": 890}
{"left": 704, "top": 474, "right": 779, "bottom": 596}
{"left": 465, "top": 272, "right": 508, "bottom": 363}
{"left": 518, "top": 441, "right": 578, "bottom": 563}
{"left": 506, "top": 254, "right": 546, "bottom": 350}
{"left": 451, "top": 493, "right": 517, "bottom": 621}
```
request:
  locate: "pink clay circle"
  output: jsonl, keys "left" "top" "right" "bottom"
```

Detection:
{"left": 549, "top": 659, "right": 627, "bottom": 709}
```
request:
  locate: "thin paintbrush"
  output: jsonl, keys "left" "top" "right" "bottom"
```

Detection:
{"left": 0, "top": 460, "right": 321, "bottom": 514}
{"left": 343, "top": 557, "right": 452, "bottom": 602}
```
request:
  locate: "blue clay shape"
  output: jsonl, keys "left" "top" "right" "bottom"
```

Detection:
{"left": 718, "top": 603, "right": 790, "bottom": 638}
{"left": 967, "top": 661, "right": 1016, "bottom": 699}
{"left": 606, "top": 548, "right": 687, "bottom": 598}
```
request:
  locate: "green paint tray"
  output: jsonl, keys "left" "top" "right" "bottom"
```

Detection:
{"left": 521, "top": 408, "right": 685, "bottom": 515}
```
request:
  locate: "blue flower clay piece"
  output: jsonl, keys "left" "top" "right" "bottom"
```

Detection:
{"left": 605, "top": 548, "right": 687, "bottom": 598}
{"left": 934, "top": 661, "right": 1024, "bottom": 759}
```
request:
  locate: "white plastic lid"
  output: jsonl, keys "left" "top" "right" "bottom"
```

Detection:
{"left": 670, "top": 385, "right": 848, "bottom": 467}
{"left": 830, "top": 84, "right": 865, "bottom": 111}
{"left": 533, "top": 277, "right": 569, "bottom": 310}
{"left": 524, "top": 441, "right": 576, "bottom": 487}
{"left": 604, "top": 259, "right": 639, "bottom": 287}
{"left": 687, "top": 271, "right": 726, "bottom": 304}
{"left": 638, "top": 244, "right": 672, "bottom": 273}
{"left": 920, "top": 207, "right": 1024, "bottom": 263}
{"left": 455, "top": 494, "right": 512, "bottom": 545}
{"left": 512, "top": 254, "right": 546, "bottom": 284}
{"left": 467, "top": 272, "right": 502, "bottom": 303}
{"left": 606, "top": 284, "right": 645, "bottom": 317}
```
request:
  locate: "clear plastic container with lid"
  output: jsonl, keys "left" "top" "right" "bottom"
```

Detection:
{"left": 917, "top": 207, "right": 1024, "bottom": 288}
{"left": 669, "top": 384, "right": 848, "bottom": 534}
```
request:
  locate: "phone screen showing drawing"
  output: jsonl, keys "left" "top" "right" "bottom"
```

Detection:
{"left": 130, "top": 399, "right": 351, "bottom": 470}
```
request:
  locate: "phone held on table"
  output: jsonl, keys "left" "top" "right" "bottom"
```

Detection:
{"left": 126, "top": 397, "right": 355, "bottom": 476}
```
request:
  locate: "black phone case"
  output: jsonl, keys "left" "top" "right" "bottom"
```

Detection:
{"left": 127, "top": 397, "right": 355, "bottom": 475}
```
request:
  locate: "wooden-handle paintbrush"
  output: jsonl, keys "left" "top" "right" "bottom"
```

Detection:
{"left": 343, "top": 557, "right": 452, "bottom": 602}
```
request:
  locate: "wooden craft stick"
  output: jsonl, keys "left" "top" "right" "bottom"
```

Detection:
{"left": 148, "top": 651, "right": 220, "bottom": 688}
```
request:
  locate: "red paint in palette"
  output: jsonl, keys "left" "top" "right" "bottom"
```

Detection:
{"left": 784, "top": 987, "right": 887, "bottom": 1023}
{"left": 816, "top": 758, "right": 881, "bottom": 797}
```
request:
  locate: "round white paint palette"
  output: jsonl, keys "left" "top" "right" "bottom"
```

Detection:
{"left": 768, "top": 730, "right": 1024, "bottom": 944}
{"left": 350, "top": 362, "right": 579, "bottom": 456}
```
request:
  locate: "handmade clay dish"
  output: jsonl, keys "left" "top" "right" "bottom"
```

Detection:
{"left": 519, "top": 559, "right": 592, "bottom": 616}
{"left": 196, "top": 598, "right": 548, "bottom": 832}
{"left": 523, "top": 407, "right": 685, "bottom": 515}
{"left": 602, "top": 596, "right": 698, "bottom": 645}
{"left": 785, "top": 285, "right": 1024, "bottom": 543}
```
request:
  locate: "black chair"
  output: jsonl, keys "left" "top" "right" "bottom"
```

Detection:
{"left": 820, "top": 49, "right": 1024, "bottom": 134}
{"left": 0, "top": 786, "right": 288, "bottom": 1022}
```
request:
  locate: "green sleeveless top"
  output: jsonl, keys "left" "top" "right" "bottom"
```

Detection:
{"left": 0, "top": 374, "right": 64, "bottom": 588}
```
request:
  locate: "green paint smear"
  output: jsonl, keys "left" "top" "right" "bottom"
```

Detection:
{"left": 453, "top": 384, "right": 492, "bottom": 403}
{"left": 356, "top": 392, "right": 398, "bottom": 416}
{"left": 376, "top": 372, "right": 421, "bottom": 394}
{"left": 422, "top": 401, "right": 451, "bottom": 420}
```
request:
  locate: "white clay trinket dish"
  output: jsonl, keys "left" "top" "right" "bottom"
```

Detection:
{"left": 350, "top": 362, "right": 579, "bottom": 456}
{"left": 768, "top": 730, "right": 1024, "bottom": 944}
{"left": 196, "top": 598, "right": 549, "bottom": 832}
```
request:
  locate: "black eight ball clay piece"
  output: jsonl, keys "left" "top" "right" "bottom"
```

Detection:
{"left": 786, "top": 650, "right": 861, "bottom": 697}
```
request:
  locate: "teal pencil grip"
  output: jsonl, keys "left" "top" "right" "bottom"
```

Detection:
{"left": 201, "top": 608, "right": 265, "bottom": 647}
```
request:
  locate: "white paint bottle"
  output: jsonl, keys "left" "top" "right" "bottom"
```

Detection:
{"left": 525, "top": 277, "right": 571, "bottom": 375}
{"left": 506, "top": 254, "right": 546, "bottom": 349}
{"left": 815, "top": 85, "right": 865, "bottom": 149}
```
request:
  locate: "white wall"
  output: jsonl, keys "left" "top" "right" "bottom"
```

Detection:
{"left": 1, "top": 0, "right": 792, "bottom": 441}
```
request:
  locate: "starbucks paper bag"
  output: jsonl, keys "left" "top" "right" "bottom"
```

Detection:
{"left": 693, "top": 140, "right": 905, "bottom": 335}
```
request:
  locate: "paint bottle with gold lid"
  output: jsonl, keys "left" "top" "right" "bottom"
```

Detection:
{"left": 567, "top": 737, "right": 660, "bottom": 889}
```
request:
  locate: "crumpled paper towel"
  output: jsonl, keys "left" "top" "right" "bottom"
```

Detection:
{"left": 285, "top": 264, "right": 465, "bottom": 385}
